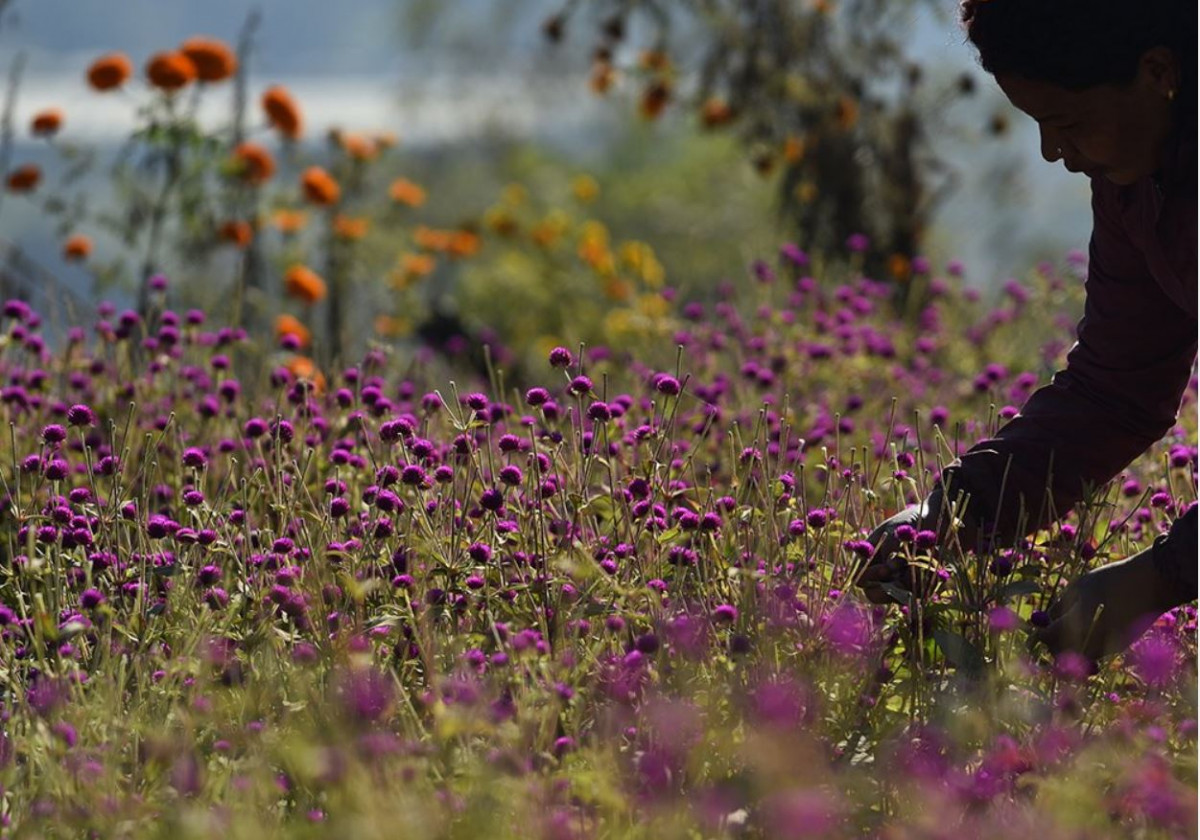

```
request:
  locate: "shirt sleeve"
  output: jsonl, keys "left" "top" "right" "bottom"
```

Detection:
{"left": 937, "top": 179, "right": 1198, "bottom": 550}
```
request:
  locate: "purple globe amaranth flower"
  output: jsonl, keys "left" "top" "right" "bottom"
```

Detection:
{"left": 182, "top": 447, "right": 208, "bottom": 469}
{"left": 80, "top": 588, "right": 105, "bottom": 609}
{"left": 567, "top": 375, "right": 592, "bottom": 395}
{"left": 586, "top": 401, "right": 611, "bottom": 422}
{"left": 654, "top": 374, "right": 681, "bottom": 396}
{"left": 66, "top": 404, "right": 95, "bottom": 427}
{"left": 41, "top": 424, "right": 67, "bottom": 445}
{"left": 548, "top": 346, "right": 573, "bottom": 368}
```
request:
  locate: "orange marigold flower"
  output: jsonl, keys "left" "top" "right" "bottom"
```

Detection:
{"left": 62, "top": 234, "right": 92, "bottom": 261}
{"left": 374, "top": 131, "right": 399, "bottom": 149}
{"left": 285, "top": 355, "right": 325, "bottom": 393}
{"left": 218, "top": 220, "right": 254, "bottom": 249}
{"left": 888, "top": 253, "right": 913, "bottom": 282}
{"left": 30, "top": 109, "right": 64, "bottom": 138}
{"left": 271, "top": 209, "right": 308, "bottom": 234}
{"left": 262, "top": 85, "right": 303, "bottom": 139}
{"left": 284, "top": 264, "right": 327, "bottom": 304}
{"left": 589, "top": 60, "right": 616, "bottom": 95}
{"left": 6, "top": 163, "right": 41, "bottom": 193}
{"left": 339, "top": 133, "right": 377, "bottom": 161}
{"left": 145, "top": 51, "right": 198, "bottom": 92}
{"left": 782, "top": 134, "right": 806, "bottom": 163}
{"left": 414, "top": 226, "right": 452, "bottom": 252}
{"left": 87, "top": 53, "right": 133, "bottom": 92}
{"left": 833, "top": 96, "right": 859, "bottom": 131}
{"left": 639, "top": 81, "right": 671, "bottom": 120}
{"left": 447, "top": 230, "right": 481, "bottom": 259}
{"left": 333, "top": 214, "right": 369, "bottom": 240}
{"left": 388, "top": 178, "right": 426, "bottom": 207}
{"left": 700, "top": 98, "right": 734, "bottom": 129}
{"left": 275, "top": 314, "right": 311, "bottom": 348}
{"left": 638, "top": 49, "right": 671, "bottom": 72}
{"left": 230, "top": 141, "right": 275, "bottom": 185}
{"left": 180, "top": 36, "right": 237, "bottom": 83}
{"left": 400, "top": 253, "right": 436, "bottom": 277}
{"left": 300, "top": 166, "right": 340, "bottom": 206}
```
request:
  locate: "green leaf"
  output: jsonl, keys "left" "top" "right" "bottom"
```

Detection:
{"left": 933, "top": 629, "right": 984, "bottom": 676}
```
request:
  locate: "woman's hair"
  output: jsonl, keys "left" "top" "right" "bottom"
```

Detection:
{"left": 961, "top": 0, "right": 1195, "bottom": 93}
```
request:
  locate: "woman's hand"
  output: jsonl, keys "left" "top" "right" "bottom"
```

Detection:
{"left": 1031, "top": 546, "right": 1174, "bottom": 661}
{"left": 856, "top": 489, "right": 948, "bottom": 604}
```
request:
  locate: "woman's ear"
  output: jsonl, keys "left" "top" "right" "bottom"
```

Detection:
{"left": 1138, "top": 45, "right": 1179, "bottom": 98}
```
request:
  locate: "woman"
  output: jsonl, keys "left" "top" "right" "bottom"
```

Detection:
{"left": 858, "top": 0, "right": 1196, "bottom": 662}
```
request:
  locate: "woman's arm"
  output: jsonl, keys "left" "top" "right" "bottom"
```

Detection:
{"left": 937, "top": 179, "right": 1197, "bottom": 554}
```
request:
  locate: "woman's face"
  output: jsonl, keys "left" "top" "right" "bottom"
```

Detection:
{"left": 997, "top": 48, "right": 1178, "bottom": 186}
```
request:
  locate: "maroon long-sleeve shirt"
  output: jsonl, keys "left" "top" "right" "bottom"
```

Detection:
{"left": 938, "top": 125, "right": 1198, "bottom": 604}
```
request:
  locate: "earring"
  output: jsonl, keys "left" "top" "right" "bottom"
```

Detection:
{"left": 1167, "top": 89, "right": 1176, "bottom": 101}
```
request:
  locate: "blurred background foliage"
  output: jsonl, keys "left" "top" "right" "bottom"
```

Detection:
{"left": 0, "top": 0, "right": 1088, "bottom": 385}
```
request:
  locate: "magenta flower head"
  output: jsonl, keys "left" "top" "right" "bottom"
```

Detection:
{"left": 525, "top": 387, "right": 549, "bottom": 407}
{"left": 780, "top": 242, "right": 809, "bottom": 267}
{"left": 182, "top": 448, "right": 208, "bottom": 469}
{"left": 41, "top": 424, "right": 67, "bottom": 445}
{"left": 568, "top": 375, "right": 593, "bottom": 396}
{"left": 549, "top": 346, "right": 573, "bottom": 368}
{"left": 334, "top": 666, "right": 394, "bottom": 724}
{"left": 80, "top": 588, "right": 106, "bottom": 609}
{"left": 148, "top": 274, "right": 168, "bottom": 292}
{"left": 654, "top": 374, "right": 681, "bottom": 396}
{"left": 66, "top": 404, "right": 95, "bottom": 428}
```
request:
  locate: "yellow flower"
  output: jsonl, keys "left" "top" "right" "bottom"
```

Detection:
{"left": 794, "top": 181, "right": 819, "bottom": 203}
{"left": 374, "top": 315, "right": 411, "bottom": 337}
{"left": 501, "top": 183, "right": 527, "bottom": 206}
{"left": 636, "top": 293, "right": 669, "bottom": 319}
{"left": 602, "top": 277, "right": 633, "bottom": 302}
{"left": 571, "top": 174, "right": 599, "bottom": 203}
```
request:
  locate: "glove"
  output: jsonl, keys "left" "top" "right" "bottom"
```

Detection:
{"left": 856, "top": 489, "right": 947, "bottom": 605}
{"left": 1031, "top": 545, "right": 1176, "bottom": 662}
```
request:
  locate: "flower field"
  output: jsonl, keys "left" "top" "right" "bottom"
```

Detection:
{"left": 0, "top": 247, "right": 1195, "bottom": 837}
{"left": 0, "top": 31, "right": 1196, "bottom": 840}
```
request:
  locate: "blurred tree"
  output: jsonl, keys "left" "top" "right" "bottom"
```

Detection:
{"left": 532, "top": 0, "right": 981, "bottom": 279}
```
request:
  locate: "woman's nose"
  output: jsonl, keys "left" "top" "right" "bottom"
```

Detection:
{"left": 1039, "top": 126, "right": 1062, "bottom": 162}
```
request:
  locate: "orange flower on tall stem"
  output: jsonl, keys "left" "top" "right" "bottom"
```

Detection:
{"left": 284, "top": 265, "right": 327, "bottom": 304}
{"left": 333, "top": 215, "right": 369, "bottom": 240}
{"left": 145, "top": 51, "right": 198, "bottom": 92}
{"left": 271, "top": 209, "right": 308, "bottom": 234}
{"left": 700, "top": 98, "right": 734, "bottom": 129}
{"left": 62, "top": 234, "right": 92, "bottom": 261}
{"left": 179, "top": 36, "right": 237, "bottom": 83}
{"left": 87, "top": 53, "right": 133, "bottom": 92}
{"left": 262, "top": 85, "right": 303, "bottom": 139}
{"left": 639, "top": 81, "right": 671, "bottom": 120}
{"left": 339, "top": 133, "right": 377, "bottom": 161}
{"left": 447, "top": 230, "right": 481, "bottom": 259}
{"left": 285, "top": 355, "right": 326, "bottom": 394}
{"left": 218, "top": 220, "right": 253, "bottom": 249}
{"left": 275, "top": 314, "right": 311, "bottom": 348}
{"left": 30, "top": 109, "right": 64, "bottom": 138}
{"left": 6, "top": 164, "right": 41, "bottom": 193}
{"left": 230, "top": 142, "right": 275, "bottom": 185}
{"left": 388, "top": 178, "right": 426, "bottom": 207}
{"left": 301, "top": 166, "right": 340, "bottom": 206}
